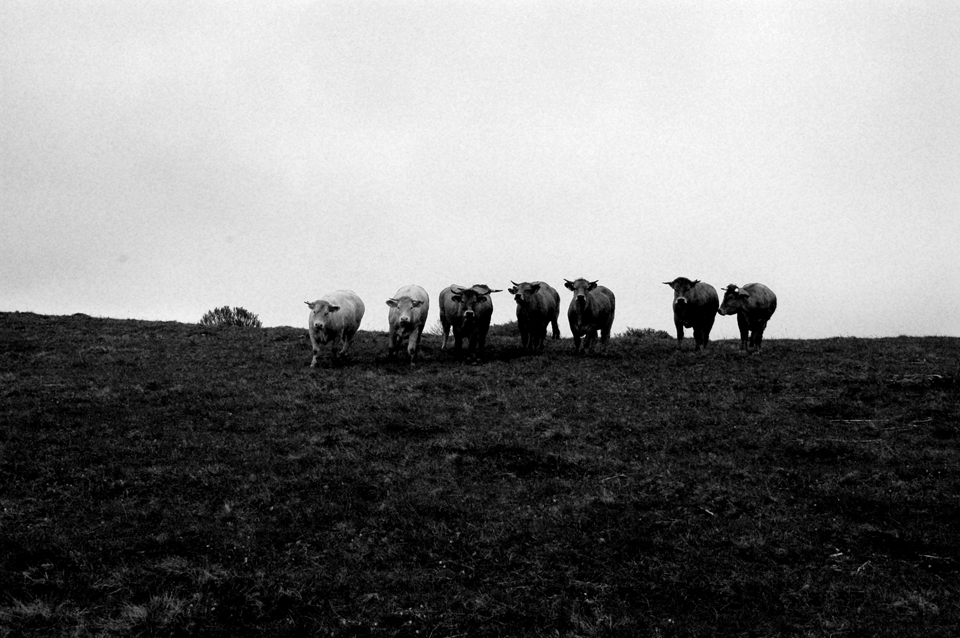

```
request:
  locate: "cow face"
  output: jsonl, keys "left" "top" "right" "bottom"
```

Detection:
{"left": 718, "top": 285, "right": 749, "bottom": 316}
{"left": 510, "top": 281, "right": 541, "bottom": 307}
{"left": 386, "top": 297, "right": 424, "bottom": 330}
{"left": 564, "top": 278, "right": 598, "bottom": 307}
{"left": 305, "top": 300, "right": 340, "bottom": 339}
{"left": 665, "top": 278, "right": 700, "bottom": 314}
{"left": 451, "top": 289, "right": 487, "bottom": 324}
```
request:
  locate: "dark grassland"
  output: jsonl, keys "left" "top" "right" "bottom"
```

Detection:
{"left": 2, "top": 312, "right": 959, "bottom": 637}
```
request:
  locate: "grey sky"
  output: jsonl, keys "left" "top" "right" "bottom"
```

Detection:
{"left": 3, "top": 1, "right": 959, "bottom": 338}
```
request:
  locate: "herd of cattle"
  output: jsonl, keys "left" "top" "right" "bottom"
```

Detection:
{"left": 303, "top": 278, "right": 777, "bottom": 367}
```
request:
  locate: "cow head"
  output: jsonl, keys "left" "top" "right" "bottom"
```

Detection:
{"left": 509, "top": 281, "right": 541, "bottom": 306}
{"left": 718, "top": 284, "right": 749, "bottom": 316}
{"left": 305, "top": 300, "right": 340, "bottom": 341}
{"left": 386, "top": 297, "right": 424, "bottom": 329}
{"left": 564, "top": 278, "right": 598, "bottom": 307}
{"left": 664, "top": 277, "right": 700, "bottom": 313}
{"left": 451, "top": 288, "right": 487, "bottom": 324}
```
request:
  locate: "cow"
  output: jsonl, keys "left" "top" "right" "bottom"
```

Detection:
{"left": 718, "top": 283, "right": 777, "bottom": 353}
{"left": 439, "top": 283, "right": 501, "bottom": 360}
{"left": 564, "top": 278, "right": 616, "bottom": 354}
{"left": 663, "top": 277, "right": 719, "bottom": 351}
{"left": 304, "top": 290, "right": 365, "bottom": 367}
{"left": 507, "top": 280, "right": 561, "bottom": 351}
{"left": 386, "top": 284, "right": 430, "bottom": 363}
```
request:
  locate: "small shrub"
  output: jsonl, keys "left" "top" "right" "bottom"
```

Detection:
{"left": 486, "top": 320, "right": 518, "bottom": 337}
{"left": 617, "top": 326, "right": 672, "bottom": 340}
{"left": 200, "top": 306, "right": 262, "bottom": 328}
{"left": 427, "top": 319, "right": 446, "bottom": 338}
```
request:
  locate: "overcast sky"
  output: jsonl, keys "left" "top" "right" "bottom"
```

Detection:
{"left": 3, "top": 1, "right": 959, "bottom": 339}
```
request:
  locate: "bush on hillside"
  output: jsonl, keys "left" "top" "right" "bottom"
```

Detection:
{"left": 486, "top": 320, "right": 519, "bottom": 337}
{"left": 617, "top": 326, "right": 672, "bottom": 340}
{"left": 200, "top": 306, "right": 262, "bottom": 328}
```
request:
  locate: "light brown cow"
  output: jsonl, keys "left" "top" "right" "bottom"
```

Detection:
{"left": 386, "top": 284, "right": 430, "bottom": 363}
{"left": 305, "top": 290, "right": 365, "bottom": 367}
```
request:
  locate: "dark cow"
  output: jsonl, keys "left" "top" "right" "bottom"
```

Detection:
{"left": 508, "top": 280, "right": 561, "bottom": 350}
{"left": 718, "top": 282, "right": 778, "bottom": 353}
{"left": 564, "top": 278, "right": 616, "bottom": 354}
{"left": 439, "top": 284, "right": 501, "bottom": 360}
{"left": 663, "top": 277, "right": 719, "bottom": 351}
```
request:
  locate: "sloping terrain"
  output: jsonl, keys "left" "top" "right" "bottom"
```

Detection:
{"left": 1, "top": 312, "right": 958, "bottom": 637}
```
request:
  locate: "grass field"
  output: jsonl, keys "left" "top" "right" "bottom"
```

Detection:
{"left": 1, "top": 311, "right": 958, "bottom": 637}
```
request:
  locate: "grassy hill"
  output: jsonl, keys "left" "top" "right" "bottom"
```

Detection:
{"left": 1, "top": 311, "right": 958, "bottom": 637}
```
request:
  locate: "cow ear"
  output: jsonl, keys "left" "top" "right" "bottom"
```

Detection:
{"left": 738, "top": 290, "right": 751, "bottom": 299}
{"left": 564, "top": 280, "right": 575, "bottom": 290}
{"left": 508, "top": 287, "right": 518, "bottom": 294}
{"left": 304, "top": 301, "right": 312, "bottom": 308}
{"left": 588, "top": 281, "right": 598, "bottom": 291}
{"left": 663, "top": 281, "right": 675, "bottom": 289}
{"left": 477, "top": 295, "right": 488, "bottom": 304}
{"left": 693, "top": 280, "right": 700, "bottom": 285}
{"left": 411, "top": 300, "right": 424, "bottom": 308}
{"left": 328, "top": 304, "right": 341, "bottom": 312}
{"left": 451, "top": 294, "right": 462, "bottom": 302}
{"left": 386, "top": 299, "right": 398, "bottom": 308}
{"left": 530, "top": 284, "right": 540, "bottom": 293}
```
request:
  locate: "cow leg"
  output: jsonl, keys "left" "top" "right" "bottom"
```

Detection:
{"left": 338, "top": 328, "right": 356, "bottom": 360}
{"left": 388, "top": 330, "right": 400, "bottom": 358}
{"left": 583, "top": 330, "right": 595, "bottom": 352}
{"left": 410, "top": 326, "right": 424, "bottom": 361}
{"left": 693, "top": 327, "right": 703, "bottom": 351}
{"left": 440, "top": 318, "right": 451, "bottom": 350}
{"left": 754, "top": 320, "right": 767, "bottom": 353}
{"left": 454, "top": 335, "right": 463, "bottom": 354}
{"left": 572, "top": 332, "right": 582, "bottom": 353}
{"left": 703, "top": 314, "right": 716, "bottom": 349}
{"left": 674, "top": 321, "right": 684, "bottom": 350}
{"left": 551, "top": 318, "right": 560, "bottom": 340}
{"left": 737, "top": 314, "right": 749, "bottom": 351}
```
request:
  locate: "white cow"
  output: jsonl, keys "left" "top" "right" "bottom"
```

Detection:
{"left": 386, "top": 284, "right": 430, "bottom": 362}
{"left": 304, "top": 290, "right": 365, "bottom": 367}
